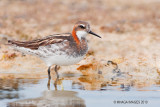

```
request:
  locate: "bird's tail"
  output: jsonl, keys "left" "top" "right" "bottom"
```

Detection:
{"left": 7, "top": 40, "right": 35, "bottom": 55}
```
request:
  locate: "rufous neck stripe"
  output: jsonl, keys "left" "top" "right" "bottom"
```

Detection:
{"left": 72, "top": 27, "right": 80, "bottom": 45}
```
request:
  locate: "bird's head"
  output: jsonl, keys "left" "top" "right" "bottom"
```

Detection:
{"left": 72, "top": 21, "right": 101, "bottom": 42}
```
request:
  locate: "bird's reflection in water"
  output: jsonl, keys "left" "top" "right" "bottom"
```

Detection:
{"left": 8, "top": 78, "right": 86, "bottom": 107}
{"left": 47, "top": 77, "right": 62, "bottom": 90}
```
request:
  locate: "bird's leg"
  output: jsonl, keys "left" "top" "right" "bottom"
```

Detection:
{"left": 55, "top": 65, "right": 59, "bottom": 78}
{"left": 54, "top": 77, "right": 59, "bottom": 90}
{"left": 47, "top": 79, "right": 51, "bottom": 90}
{"left": 48, "top": 66, "right": 51, "bottom": 80}
{"left": 47, "top": 66, "right": 51, "bottom": 90}
{"left": 47, "top": 65, "right": 59, "bottom": 90}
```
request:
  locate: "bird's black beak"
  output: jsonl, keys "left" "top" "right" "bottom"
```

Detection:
{"left": 89, "top": 31, "right": 101, "bottom": 38}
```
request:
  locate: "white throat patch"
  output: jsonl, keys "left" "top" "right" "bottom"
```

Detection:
{"left": 76, "top": 31, "right": 88, "bottom": 40}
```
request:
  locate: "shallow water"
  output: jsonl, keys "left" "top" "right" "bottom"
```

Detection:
{"left": 0, "top": 76, "right": 160, "bottom": 107}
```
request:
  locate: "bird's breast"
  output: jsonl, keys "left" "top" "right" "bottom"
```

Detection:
{"left": 42, "top": 53, "right": 85, "bottom": 66}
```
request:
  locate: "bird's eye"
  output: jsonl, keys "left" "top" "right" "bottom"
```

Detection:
{"left": 79, "top": 25, "right": 85, "bottom": 29}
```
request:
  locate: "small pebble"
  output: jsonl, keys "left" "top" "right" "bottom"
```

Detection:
{"left": 98, "top": 70, "right": 102, "bottom": 74}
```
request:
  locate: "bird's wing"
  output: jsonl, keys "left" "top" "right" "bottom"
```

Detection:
{"left": 8, "top": 33, "right": 71, "bottom": 50}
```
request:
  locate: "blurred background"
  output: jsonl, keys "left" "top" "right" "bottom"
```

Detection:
{"left": 0, "top": 0, "right": 160, "bottom": 106}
